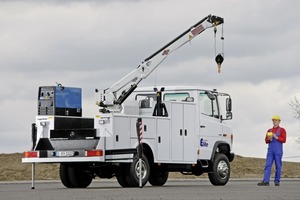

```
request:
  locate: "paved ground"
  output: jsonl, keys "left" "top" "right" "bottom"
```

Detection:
{"left": 1, "top": 179, "right": 300, "bottom": 200}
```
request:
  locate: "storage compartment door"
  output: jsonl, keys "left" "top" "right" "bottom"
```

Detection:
{"left": 171, "top": 103, "right": 184, "bottom": 162}
{"left": 183, "top": 104, "right": 196, "bottom": 162}
{"left": 114, "top": 117, "right": 131, "bottom": 149}
{"left": 157, "top": 118, "right": 170, "bottom": 162}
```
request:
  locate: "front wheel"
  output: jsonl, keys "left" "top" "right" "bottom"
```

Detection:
{"left": 208, "top": 153, "right": 230, "bottom": 186}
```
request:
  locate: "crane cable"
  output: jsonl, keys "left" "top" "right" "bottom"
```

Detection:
{"left": 154, "top": 21, "right": 225, "bottom": 86}
{"left": 214, "top": 23, "right": 225, "bottom": 73}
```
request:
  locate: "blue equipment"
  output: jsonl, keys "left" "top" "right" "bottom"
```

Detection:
{"left": 38, "top": 85, "right": 82, "bottom": 116}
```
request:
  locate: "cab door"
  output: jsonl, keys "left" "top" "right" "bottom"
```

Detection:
{"left": 198, "top": 91, "right": 222, "bottom": 160}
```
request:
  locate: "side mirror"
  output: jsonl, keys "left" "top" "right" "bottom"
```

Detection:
{"left": 226, "top": 98, "right": 232, "bottom": 112}
{"left": 222, "top": 97, "right": 233, "bottom": 121}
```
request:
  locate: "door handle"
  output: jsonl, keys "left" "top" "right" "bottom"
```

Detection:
{"left": 158, "top": 136, "right": 161, "bottom": 143}
{"left": 184, "top": 129, "right": 187, "bottom": 136}
{"left": 200, "top": 125, "right": 206, "bottom": 128}
{"left": 180, "top": 129, "right": 183, "bottom": 136}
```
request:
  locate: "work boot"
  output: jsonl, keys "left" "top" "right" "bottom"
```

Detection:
{"left": 275, "top": 182, "right": 280, "bottom": 186}
{"left": 257, "top": 181, "right": 269, "bottom": 186}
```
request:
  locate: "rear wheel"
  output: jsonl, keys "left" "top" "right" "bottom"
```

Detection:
{"left": 149, "top": 167, "right": 169, "bottom": 186}
{"left": 68, "top": 164, "right": 93, "bottom": 188}
{"left": 208, "top": 153, "right": 230, "bottom": 186}
{"left": 120, "top": 154, "right": 150, "bottom": 187}
{"left": 59, "top": 163, "right": 74, "bottom": 188}
{"left": 116, "top": 164, "right": 131, "bottom": 187}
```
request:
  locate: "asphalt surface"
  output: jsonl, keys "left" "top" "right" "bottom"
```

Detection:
{"left": 1, "top": 179, "right": 300, "bottom": 200}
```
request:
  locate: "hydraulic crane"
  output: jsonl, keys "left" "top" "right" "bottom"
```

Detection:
{"left": 98, "top": 14, "right": 224, "bottom": 112}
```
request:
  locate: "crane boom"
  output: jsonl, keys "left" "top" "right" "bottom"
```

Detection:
{"left": 99, "top": 14, "right": 224, "bottom": 112}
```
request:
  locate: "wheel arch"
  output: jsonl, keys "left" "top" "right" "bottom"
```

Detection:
{"left": 142, "top": 143, "right": 154, "bottom": 164}
{"left": 210, "top": 141, "right": 234, "bottom": 162}
{"left": 132, "top": 140, "right": 155, "bottom": 164}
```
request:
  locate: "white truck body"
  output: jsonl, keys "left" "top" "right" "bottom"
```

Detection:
{"left": 23, "top": 86, "right": 233, "bottom": 164}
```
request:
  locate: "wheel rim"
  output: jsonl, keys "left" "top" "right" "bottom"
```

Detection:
{"left": 217, "top": 160, "right": 229, "bottom": 180}
{"left": 135, "top": 160, "right": 148, "bottom": 179}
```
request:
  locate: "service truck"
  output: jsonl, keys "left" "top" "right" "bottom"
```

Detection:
{"left": 22, "top": 14, "right": 234, "bottom": 188}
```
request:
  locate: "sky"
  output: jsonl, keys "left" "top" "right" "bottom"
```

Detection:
{"left": 1, "top": 0, "right": 300, "bottom": 162}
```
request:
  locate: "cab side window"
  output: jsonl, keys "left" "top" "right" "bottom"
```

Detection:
{"left": 164, "top": 93, "right": 190, "bottom": 102}
{"left": 199, "top": 92, "right": 219, "bottom": 118}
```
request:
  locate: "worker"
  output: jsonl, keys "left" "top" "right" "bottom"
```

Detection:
{"left": 258, "top": 115, "right": 286, "bottom": 186}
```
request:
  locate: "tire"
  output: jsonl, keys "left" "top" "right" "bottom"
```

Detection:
{"left": 126, "top": 154, "right": 150, "bottom": 187}
{"left": 59, "top": 163, "right": 74, "bottom": 188}
{"left": 68, "top": 164, "right": 93, "bottom": 188}
{"left": 149, "top": 168, "right": 169, "bottom": 186}
{"left": 208, "top": 153, "right": 230, "bottom": 186}
{"left": 116, "top": 164, "right": 131, "bottom": 187}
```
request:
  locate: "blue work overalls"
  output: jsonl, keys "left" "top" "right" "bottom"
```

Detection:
{"left": 263, "top": 128, "right": 283, "bottom": 183}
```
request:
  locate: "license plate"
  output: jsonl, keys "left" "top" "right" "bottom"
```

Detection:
{"left": 54, "top": 151, "right": 75, "bottom": 157}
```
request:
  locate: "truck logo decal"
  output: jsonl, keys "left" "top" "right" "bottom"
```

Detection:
{"left": 200, "top": 138, "right": 209, "bottom": 147}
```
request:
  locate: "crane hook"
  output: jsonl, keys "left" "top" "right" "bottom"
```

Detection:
{"left": 215, "top": 54, "right": 224, "bottom": 73}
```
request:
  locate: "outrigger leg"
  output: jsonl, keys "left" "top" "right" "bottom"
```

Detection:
{"left": 31, "top": 163, "right": 35, "bottom": 189}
